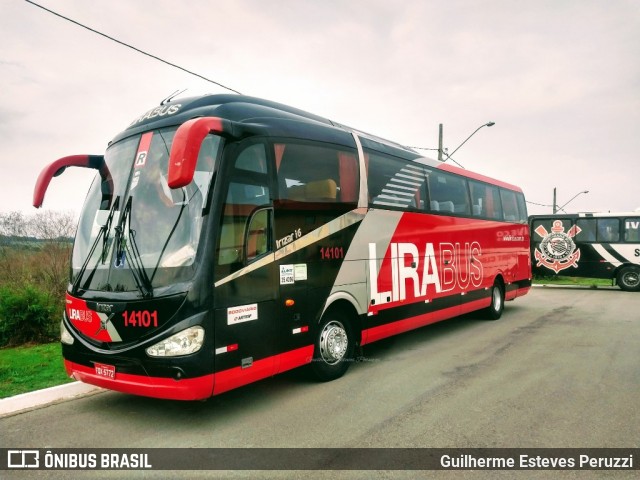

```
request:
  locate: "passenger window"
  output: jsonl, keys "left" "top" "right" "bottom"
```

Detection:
{"left": 597, "top": 218, "right": 620, "bottom": 242}
{"left": 515, "top": 193, "right": 528, "bottom": 223}
{"left": 624, "top": 218, "right": 640, "bottom": 242}
{"left": 366, "top": 150, "right": 429, "bottom": 210}
{"left": 273, "top": 141, "right": 358, "bottom": 245}
{"left": 469, "top": 180, "right": 502, "bottom": 219}
{"left": 276, "top": 142, "right": 358, "bottom": 204}
{"left": 500, "top": 189, "right": 520, "bottom": 223}
{"left": 427, "top": 171, "right": 470, "bottom": 215}
{"left": 576, "top": 219, "right": 597, "bottom": 242}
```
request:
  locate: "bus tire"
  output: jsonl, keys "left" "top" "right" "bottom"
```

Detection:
{"left": 310, "top": 310, "right": 355, "bottom": 382}
{"left": 484, "top": 279, "right": 505, "bottom": 320}
{"left": 617, "top": 266, "right": 640, "bottom": 292}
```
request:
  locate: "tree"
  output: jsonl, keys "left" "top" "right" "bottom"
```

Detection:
{"left": 0, "top": 210, "right": 77, "bottom": 346}
{"left": 28, "top": 210, "right": 77, "bottom": 297}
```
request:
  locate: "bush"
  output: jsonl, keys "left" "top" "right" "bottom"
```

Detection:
{"left": 0, "top": 284, "right": 59, "bottom": 347}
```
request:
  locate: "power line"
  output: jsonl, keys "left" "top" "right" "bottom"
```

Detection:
{"left": 526, "top": 200, "right": 553, "bottom": 208}
{"left": 25, "top": 0, "right": 242, "bottom": 95}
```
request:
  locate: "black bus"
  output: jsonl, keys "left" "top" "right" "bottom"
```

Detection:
{"left": 34, "top": 94, "right": 531, "bottom": 400}
{"left": 530, "top": 213, "right": 640, "bottom": 291}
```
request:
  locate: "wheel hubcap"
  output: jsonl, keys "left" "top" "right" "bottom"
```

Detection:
{"left": 623, "top": 272, "right": 639, "bottom": 287}
{"left": 319, "top": 321, "right": 348, "bottom": 365}
{"left": 493, "top": 287, "right": 502, "bottom": 311}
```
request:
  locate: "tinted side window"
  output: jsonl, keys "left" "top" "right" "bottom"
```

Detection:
{"left": 469, "top": 180, "right": 503, "bottom": 220}
{"left": 597, "top": 218, "right": 620, "bottom": 242}
{"left": 366, "top": 150, "right": 429, "bottom": 211}
{"left": 427, "top": 171, "right": 470, "bottom": 215}
{"left": 273, "top": 141, "right": 358, "bottom": 245}
{"left": 624, "top": 218, "right": 640, "bottom": 242}
{"left": 500, "top": 189, "right": 520, "bottom": 222}
{"left": 515, "top": 192, "right": 528, "bottom": 223}
{"left": 576, "top": 218, "right": 597, "bottom": 242}
{"left": 276, "top": 142, "right": 358, "bottom": 204}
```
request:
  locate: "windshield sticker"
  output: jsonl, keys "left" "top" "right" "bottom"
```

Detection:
{"left": 130, "top": 132, "right": 153, "bottom": 190}
{"left": 227, "top": 304, "right": 258, "bottom": 325}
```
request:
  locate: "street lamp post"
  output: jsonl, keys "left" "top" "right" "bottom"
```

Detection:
{"left": 553, "top": 189, "right": 589, "bottom": 213}
{"left": 440, "top": 121, "right": 495, "bottom": 168}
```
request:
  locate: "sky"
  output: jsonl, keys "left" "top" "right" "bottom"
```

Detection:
{"left": 1, "top": 0, "right": 639, "bottom": 220}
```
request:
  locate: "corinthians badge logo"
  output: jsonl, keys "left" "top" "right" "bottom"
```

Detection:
{"left": 534, "top": 220, "right": 581, "bottom": 273}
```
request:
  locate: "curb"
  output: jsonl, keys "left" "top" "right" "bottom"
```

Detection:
{"left": 0, "top": 382, "right": 103, "bottom": 418}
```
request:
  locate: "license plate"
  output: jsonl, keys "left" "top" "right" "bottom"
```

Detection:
{"left": 94, "top": 363, "right": 116, "bottom": 379}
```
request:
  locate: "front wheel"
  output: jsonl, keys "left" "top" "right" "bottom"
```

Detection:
{"left": 310, "top": 310, "right": 355, "bottom": 382}
{"left": 617, "top": 266, "right": 640, "bottom": 292}
{"left": 484, "top": 280, "right": 505, "bottom": 320}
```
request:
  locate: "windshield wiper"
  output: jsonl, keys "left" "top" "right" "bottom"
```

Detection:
{"left": 114, "top": 197, "right": 153, "bottom": 298}
{"left": 71, "top": 196, "right": 120, "bottom": 295}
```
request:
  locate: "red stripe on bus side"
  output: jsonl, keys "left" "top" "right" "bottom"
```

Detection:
{"left": 212, "top": 345, "right": 314, "bottom": 396}
{"left": 362, "top": 297, "right": 492, "bottom": 346}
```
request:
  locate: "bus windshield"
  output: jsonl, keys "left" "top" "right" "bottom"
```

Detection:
{"left": 72, "top": 127, "right": 220, "bottom": 295}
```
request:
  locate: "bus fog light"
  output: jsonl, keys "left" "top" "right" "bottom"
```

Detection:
{"left": 146, "top": 326, "right": 204, "bottom": 357}
{"left": 61, "top": 320, "right": 74, "bottom": 345}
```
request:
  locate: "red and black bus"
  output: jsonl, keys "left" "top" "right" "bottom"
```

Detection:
{"left": 34, "top": 94, "right": 531, "bottom": 400}
{"left": 530, "top": 212, "right": 640, "bottom": 291}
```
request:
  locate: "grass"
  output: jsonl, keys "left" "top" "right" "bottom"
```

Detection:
{"left": 532, "top": 275, "right": 613, "bottom": 287}
{"left": 0, "top": 342, "right": 73, "bottom": 399}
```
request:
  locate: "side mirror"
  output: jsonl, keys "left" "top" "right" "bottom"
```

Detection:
{"left": 33, "top": 154, "right": 108, "bottom": 208}
{"left": 167, "top": 117, "right": 229, "bottom": 189}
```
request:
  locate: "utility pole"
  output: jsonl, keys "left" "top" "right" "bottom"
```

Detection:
{"left": 438, "top": 123, "right": 443, "bottom": 162}
{"left": 553, "top": 187, "right": 557, "bottom": 214}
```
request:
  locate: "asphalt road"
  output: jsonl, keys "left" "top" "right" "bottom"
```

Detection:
{"left": 2, "top": 287, "right": 639, "bottom": 479}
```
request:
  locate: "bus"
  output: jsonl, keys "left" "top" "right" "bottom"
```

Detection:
{"left": 33, "top": 94, "right": 531, "bottom": 400}
{"left": 530, "top": 213, "right": 640, "bottom": 291}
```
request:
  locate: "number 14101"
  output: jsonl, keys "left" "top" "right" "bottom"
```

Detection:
{"left": 122, "top": 310, "right": 158, "bottom": 327}
{"left": 320, "top": 246, "right": 344, "bottom": 260}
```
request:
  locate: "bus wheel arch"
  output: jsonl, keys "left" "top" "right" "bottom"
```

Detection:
{"left": 310, "top": 301, "right": 359, "bottom": 382}
{"left": 484, "top": 275, "right": 505, "bottom": 320}
{"left": 616, "top": 265, "right": 640, "bottom": 292}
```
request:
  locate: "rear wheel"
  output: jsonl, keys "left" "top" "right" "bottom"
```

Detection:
{"left": 484, "top": 279, "right": 505, "bottom": 320}
{"left": 310, "top": 310, "right": 355, "bottom": 382}
{"left": 617, "top": 266, "right": 640, "bottom": 292}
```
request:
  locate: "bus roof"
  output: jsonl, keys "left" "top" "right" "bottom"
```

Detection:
{"left": 530, "top": 212, "right": 640, "bottom": 219}
{"left": 112, "top": 94, "right": 520, "bottom": 192}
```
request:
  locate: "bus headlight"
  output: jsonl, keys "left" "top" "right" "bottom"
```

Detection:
{"left": 146, "top": 326, "right": 205, "bottom": 357}
{"left": 61, "top": 320, "right": 74, "bottom": 345}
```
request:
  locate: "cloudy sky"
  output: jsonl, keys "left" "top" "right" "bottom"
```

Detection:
{"left": 2, "top": 0, "right": 639, "bottom": 219}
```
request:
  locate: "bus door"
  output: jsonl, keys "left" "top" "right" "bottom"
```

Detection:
{"left": 271, "top": 140, "right": 361, "bottom": 362}
{"left": 212, "top": 142, "right": 279, "bottom": 392}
